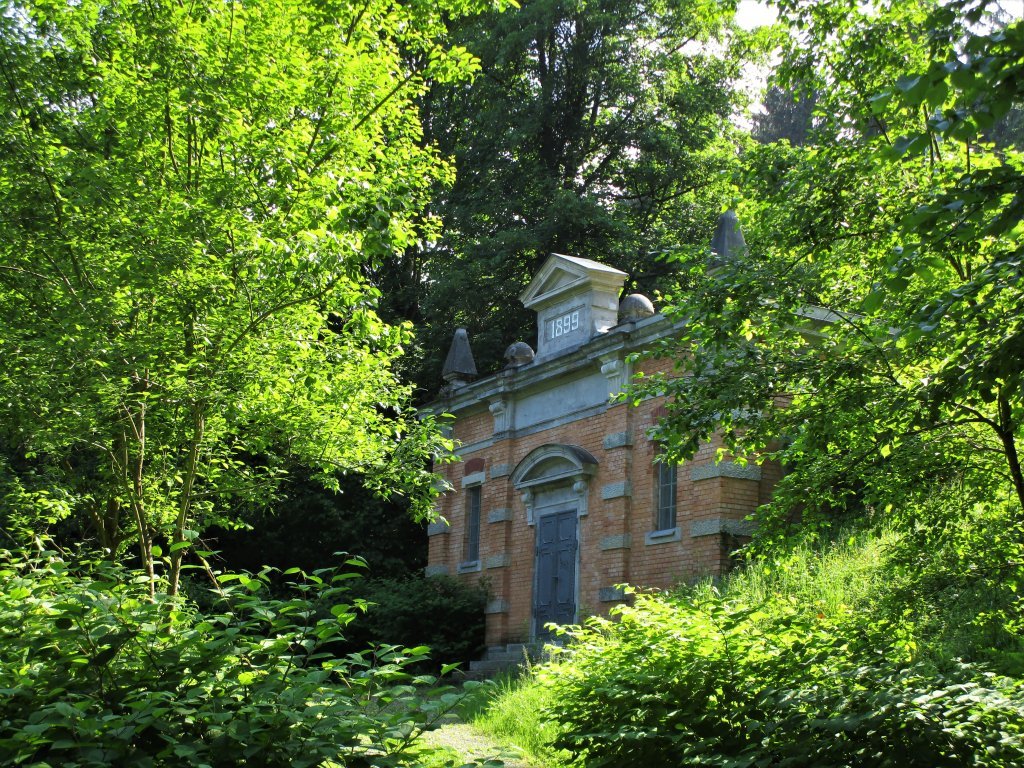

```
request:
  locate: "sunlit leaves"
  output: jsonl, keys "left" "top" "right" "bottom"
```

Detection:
{"left": 0, "top": 0, "right": 497, "bottom": 585}
{"left": 633, "top": 0, "right": 1024, "bottom": 537}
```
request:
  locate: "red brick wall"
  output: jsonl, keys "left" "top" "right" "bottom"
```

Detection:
{"left": 428, "top": 355, "right": 778, "bottom": 646}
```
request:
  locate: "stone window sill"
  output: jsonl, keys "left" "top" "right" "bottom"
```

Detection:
{"left": 644, "top": 527, "right": 681, "bottom": 545}
{"left": 457, "top": 560, "right": 481, "bottom": 574}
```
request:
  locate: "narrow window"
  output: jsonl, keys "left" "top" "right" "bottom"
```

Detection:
{"left": 655, "top": 460, "right": 677, "bottom": 531}
{"left": 464, "top": 485, "right": 481, "bottom": 563}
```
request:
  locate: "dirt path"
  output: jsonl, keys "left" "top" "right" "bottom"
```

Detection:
{"left": 419, "top": 722, "right": 536, "bottom": 768}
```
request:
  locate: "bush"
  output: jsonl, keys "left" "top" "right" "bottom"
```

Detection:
{"left": 0, "top": 549, "right": 475, "bottom": 767}
{"left": 881, "top": 498, "right": 1024, "bottom": 668}
{"left": 535, "top": 536, "right": 1024, "bottom": 768}
{"left": 342, "top": 575, "right": 487, "bottom": 668}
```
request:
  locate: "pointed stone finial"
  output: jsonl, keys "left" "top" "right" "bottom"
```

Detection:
{"left": 441, "top": 328, "right": 477, "bottom": 388}
{"left": 709, "top": 209, "right": 747, "bottom": 266}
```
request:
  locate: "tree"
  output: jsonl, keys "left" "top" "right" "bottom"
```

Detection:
{"left": 633, "top": 0, "right": 1024, "bottom": 533}
{"left": 0, "top": 0, "right": 504, "bottom": 593}
{"left": 373, "top": 0, "right": 764, "bottom": 386}
{"left": 752, "top": 85, "right": 817, "bottom": 146}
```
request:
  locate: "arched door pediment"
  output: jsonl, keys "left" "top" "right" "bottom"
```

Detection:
{"left": 511, "top": 444, "right": 597, "bottom": 525}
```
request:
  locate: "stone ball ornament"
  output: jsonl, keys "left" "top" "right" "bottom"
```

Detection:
{"left": 504, "top": 341, "right": 536, "bottom": 367}
{"left": 618, "top": 293, "right": 655, "bottom": 322}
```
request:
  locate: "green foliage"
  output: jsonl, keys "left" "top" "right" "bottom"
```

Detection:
{"left": 382, "top": 0, "right": 768, "bottom": 382}
{"left": 716, "top": 527, "right": 893, "bottom": 619}
{"left": 342, "top": 575, "right": 488, "bottom": 669}
{"left": 473, "top": 532, "right": 1024, "bottom": 767}
{"left": 537, "top": 571, "right": 1024, "bottom": 767}
{"left": 881, "top": 497, "right": 1024, "bottom": 670}
{"left": 209, "top": 471, "right": 428, "bottom": 579}
{"left": 634, "top": 0, "right": 1024, "bottom": 535}
{"left": 751, "top": 86, "right": 818, "bottom": 147}
{"left": 0, "top": 548, "right": 482, "bottom": 767}
{"left": 0, "top": 0, "right": 507, "bottom": 591}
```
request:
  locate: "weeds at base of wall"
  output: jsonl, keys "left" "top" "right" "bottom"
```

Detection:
{"left": 473, "top": 527, "right": 1024, "bottom": 768}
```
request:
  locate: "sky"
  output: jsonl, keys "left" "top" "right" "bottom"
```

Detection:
{"left": 735, "top": 0, "right": 778, "bottom": 30}
{"left": 734, "top": 0, "right": 1024, "bottom": 30}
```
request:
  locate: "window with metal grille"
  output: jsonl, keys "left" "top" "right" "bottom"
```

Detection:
{"left": 463, "top": 485, "right": 481, "bottom": 563}
{"left": 655, "top": 460, "right": 677, "bottom": 531}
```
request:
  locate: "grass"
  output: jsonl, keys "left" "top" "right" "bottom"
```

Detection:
{"left": 470, "top": 525, "right": 1024, "bottom": 765}
{"left": 708, "top": 527, "right": 895, "bottom": 616}
{"left": 466, "top": 672, "right": 568, "bottom": 767}
{"left": 467, "top": 531, "right": 898, "bottom": 768}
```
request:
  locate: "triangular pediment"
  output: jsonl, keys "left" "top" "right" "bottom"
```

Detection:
{"left": 532, "top": 268, "right": 584, "bottom": 299}
{"left": 520, "top": 253, "right": 627, "bottom": 309}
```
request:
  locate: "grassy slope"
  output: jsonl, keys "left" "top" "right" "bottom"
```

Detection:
{"left": 471, "top": 526, "right": 1024, "bottom": 764}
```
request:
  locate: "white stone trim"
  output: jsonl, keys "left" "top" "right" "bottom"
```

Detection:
{"left": 598, "top": 586, "right": 628, "bottom": 602}
{"left": 690, "top": 462, "right": 762, "bottom": 482}
{"left": 485, "top": 598, "right": 509, "bottom": 614}
{"left": 690, "top": 518, "right": 757, "bottom": 538}
{"left": 489, "top": 397, "right": 512, "bottom": 433}
{"left": 485, "top": 553, "right": 511, "bottom": 569}
{"left": 599, "top": 534, "right": 632, "bottom": 551}
{"left": 599, "top": 353, "right": 631, "bottom": 398}
{"left": 645, "top": 527, "right": 681, "bottom": 545}
{"left": 512, "top": 444, "right": 598, "bottom": 525}
{"left": 603, "top": 431, "right": 632, "bottom": 450}
{"left": 488, "top": 507, "right": 513, "bottom": 523}
{"left": 461, "top": 471, "right": 486, "bottom": 488}
{"left": 601, "top": 481, "right": 632, "bottom": 500}
{"left": 426, "top": 520, "right": 450, "bottom": 536}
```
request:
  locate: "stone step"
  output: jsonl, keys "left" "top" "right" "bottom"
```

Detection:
{"left": 463, "top": 642, "right": 550, "bottom": 679}
{"left": 467, "top": 658, "right": 520, "bottom": 676}
{"left": 483, "top": 649, "right": 527, "bottom": 662}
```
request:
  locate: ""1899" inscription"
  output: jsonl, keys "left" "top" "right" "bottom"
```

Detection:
{"left": 550, "top": 310, "right": 580, "bottom": 339}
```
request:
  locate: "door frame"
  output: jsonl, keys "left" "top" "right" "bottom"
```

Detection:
{"left": 509, "top": 444, "right": 597, "bottom": 641}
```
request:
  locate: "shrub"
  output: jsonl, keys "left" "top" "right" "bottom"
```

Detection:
{"left": 881, "top": 498, "right": 1024, "bottom": 668}
{"left": 342, "top": 575, "right": 488, "bottom": 668}
{"left": 540, "top": 589, "right": 1024, "bottom": 767}
{"left": 0, "top": 549, "right": 475, "bottom": 767}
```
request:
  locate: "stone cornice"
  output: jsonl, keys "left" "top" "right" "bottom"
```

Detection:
{"left": 426, "top": 312, "right": 677, "bottom": 418}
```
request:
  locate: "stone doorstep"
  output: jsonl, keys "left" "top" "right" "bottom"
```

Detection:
{"left": 466, "top": 642, "right": 545, "bottom": 678}
{"left": 466, "top": 658, "right": 518, "bottom": 677}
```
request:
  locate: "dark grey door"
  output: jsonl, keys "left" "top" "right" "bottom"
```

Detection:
{"left": 534, "top": 509, "right": 577, "bottom": 637}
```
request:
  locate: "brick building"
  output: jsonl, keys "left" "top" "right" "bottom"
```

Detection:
{"left": 425, "top": 218, "right": 780, "bottom": 647}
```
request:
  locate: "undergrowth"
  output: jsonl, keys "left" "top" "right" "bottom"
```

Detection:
{"left": 472, "top": 523, "right": 1024, "bottom": 767}
{"left": 0, "top": 548, "right": 491, "bottom": 767}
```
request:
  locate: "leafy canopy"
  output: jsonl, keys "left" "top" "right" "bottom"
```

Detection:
{"left": 376, "top": 0, "right": 770, "bottom": 384}
{"left": 0, "top": 0, "right": 506, "bottom": 591}
{"left": 634, "top": 0, "right": 1024, "bottom": 535}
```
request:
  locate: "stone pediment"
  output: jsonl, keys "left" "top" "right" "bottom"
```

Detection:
{"left": 518, "top": 253, "right": 628, "bottom": 359}
{"left": 520, "top": 253, "right": 627, "bottom": 311}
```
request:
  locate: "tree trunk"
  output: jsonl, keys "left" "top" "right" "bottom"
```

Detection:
{"left": 168, "top": 402, "right": 205, "bottom": 596}
{"left": 997, "top": 390, "right": 1024, "bottom": 521}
